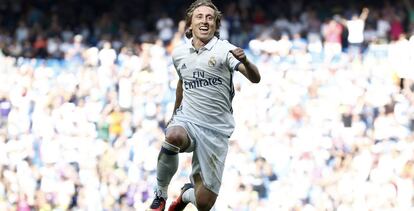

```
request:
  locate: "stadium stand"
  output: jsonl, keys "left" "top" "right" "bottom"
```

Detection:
{"left": 0, "top": 0, "right": 413, "bottom": 210}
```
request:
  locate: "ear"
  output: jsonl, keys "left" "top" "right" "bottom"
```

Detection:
{"left": 185, "top": 29, "right": 193, "bottom": 38}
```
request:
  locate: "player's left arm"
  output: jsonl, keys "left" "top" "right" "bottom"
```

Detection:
{"left": 230, "top": 48, "right": 261, "bottom": 83}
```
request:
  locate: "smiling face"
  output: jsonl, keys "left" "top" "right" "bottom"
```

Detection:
{"left": 184, "top": 0, "right": 221, "bottom": 44}
{"left": 190, "top": 6, "right": 217, "bottom": 44}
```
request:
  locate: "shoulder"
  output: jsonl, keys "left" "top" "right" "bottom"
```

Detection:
{"left": 171, "top": 43, "right": 189, "bottom": 63}
{"left": 215, "top": 39, "right": 237, "bottom": 51}
{"left": 172, "top": 43, "right": 188, "bottom": 57}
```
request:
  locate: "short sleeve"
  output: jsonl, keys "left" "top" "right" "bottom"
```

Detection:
{"left": 171, "top": 49, "right": 182, "bottom": 80}
{"left": 171, "top": 48, "right": 179, "bottom": 69}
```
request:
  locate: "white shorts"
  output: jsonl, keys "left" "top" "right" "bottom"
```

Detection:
{"left": 168, "top": 119, "right": 229, "bottom": 194}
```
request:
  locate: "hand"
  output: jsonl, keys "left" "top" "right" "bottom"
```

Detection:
{"left": 362, "top": 7, "right": 369, "bottom": 14}
{"left": 230, "top": 48, "right": 247, "bottom": 64}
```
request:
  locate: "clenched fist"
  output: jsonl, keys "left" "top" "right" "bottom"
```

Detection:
{"left": 230, "top": 48, "right": 247, "bottom": 64}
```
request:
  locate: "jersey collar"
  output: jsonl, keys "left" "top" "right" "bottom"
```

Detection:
{"left": 188, "top": 36, "right": 218, "bottom": 53}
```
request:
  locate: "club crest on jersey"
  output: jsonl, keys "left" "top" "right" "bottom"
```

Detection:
{"left": 208, "top": 56, "right": 216, "bottom": 67}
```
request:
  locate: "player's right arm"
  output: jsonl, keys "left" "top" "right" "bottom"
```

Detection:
{"left": 169, "top": 47, "right": 184, "bottom": 124}
{"left": 173, "top": 79, "right": 183, "bottom": 113}
{"left": 167, "top": 79, "right": 183, "bottom": 126}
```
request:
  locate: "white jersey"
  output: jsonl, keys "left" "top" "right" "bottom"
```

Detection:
{"left": 171, "top": 36, "right": 241, "bottom": 137}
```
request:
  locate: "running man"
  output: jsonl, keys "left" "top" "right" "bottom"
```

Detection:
{"left": 149, "top": 0, "right": 260, "bottom": 210}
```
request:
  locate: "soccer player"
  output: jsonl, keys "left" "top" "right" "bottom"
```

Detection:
{"left": 149, "top": 0, "right": 260, "bottom": 210}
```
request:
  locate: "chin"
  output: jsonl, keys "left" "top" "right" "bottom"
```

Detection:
{"left": 198, "top": 34, "right": 213, "bottom": 41}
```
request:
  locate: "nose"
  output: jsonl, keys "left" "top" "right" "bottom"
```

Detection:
{"left": 201, "top": 17, "right": 208, "bottom": 23}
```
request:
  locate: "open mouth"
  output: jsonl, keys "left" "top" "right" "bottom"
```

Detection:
{"left": 199, "top": 26, "right": 209, "bottom": 32}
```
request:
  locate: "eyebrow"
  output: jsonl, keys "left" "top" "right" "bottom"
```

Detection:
{"left": 194, "top": 11, "right": 214, "bottom": 17}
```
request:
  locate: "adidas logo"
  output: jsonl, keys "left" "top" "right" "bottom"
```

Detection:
{"left": 181, "top": 64, "right": 187, "bottom": 70}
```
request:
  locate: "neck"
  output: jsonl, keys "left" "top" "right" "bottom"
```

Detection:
{"left": 192, "top": 37, "right": 211, "bottom": 50}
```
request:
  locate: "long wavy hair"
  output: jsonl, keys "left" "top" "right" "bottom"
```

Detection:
{"left": 184, "top": 0, "right": 222, "bottom": 39}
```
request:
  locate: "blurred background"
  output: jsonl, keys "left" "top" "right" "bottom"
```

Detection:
{"left": 0, "top": 0, "right": 414, "bottom": 210}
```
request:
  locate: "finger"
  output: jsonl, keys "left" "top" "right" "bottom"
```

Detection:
{"left": 230, "top": 49, "right": 241, "bottom": 57}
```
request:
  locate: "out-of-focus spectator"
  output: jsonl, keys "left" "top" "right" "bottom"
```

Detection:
{"left": 341, "top": 7, "right": 370, "bottom": 59}
{"left": 322, "top": 18, "right": 344, "bottom": 63}
{"left": 156, "top": 12, "right": 174, "bottom": 44}
{"left": 15, "top": 21, "right": 29, "bottom": 43}
{"left": 98, "top": 41, "right": 117, "bottom": 67}
{"left": 375, "top": 11, "right": 391, "bottom": 43}
{"left": 390, "top": 15, "right": 405, "bottom": 41}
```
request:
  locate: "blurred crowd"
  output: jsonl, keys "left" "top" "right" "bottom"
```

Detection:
{"left": 1, "top": 0, "right": 414, "bottom": 210}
